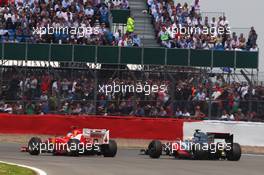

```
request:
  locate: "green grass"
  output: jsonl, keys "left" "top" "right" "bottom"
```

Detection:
{"left": 0, "top": 163, "right": 36, "bottom": 175}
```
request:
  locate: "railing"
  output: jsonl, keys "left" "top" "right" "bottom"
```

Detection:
{"left": 0, "top": 43, "right": 259, "bottom": 69}
{"left": 231, "top": 27, "right": 251, "bottom": 38}
{"left": 200, "top": 11, "right": 225, "bottom": 20}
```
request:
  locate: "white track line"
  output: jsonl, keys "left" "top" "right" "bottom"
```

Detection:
{"left": 243, "top": 154, "right": 264, "bottom": 157}
{"left": 0, "top": 160, "right": 47, "bottom": 175}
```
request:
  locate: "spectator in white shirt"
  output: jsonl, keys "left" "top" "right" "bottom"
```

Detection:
{"left": 85, "top": 6, "right": 94, "bottom": 17}
{"left": 175, "top": 108, "right": 183, "bottom": 117}
{"left": 62, "top": 0, "right": 71, "bottom": 9}
{"left": 219, "top": 16, "right": 229, "bottom": 27}
{"left": 220, "top": 110, "right": 229, "bottom": 120}
{"left": 182, "top": 109, "right": 191, "bottom": 118}
{"left": 210, "top": 17, "right": 218, "bottom": 28}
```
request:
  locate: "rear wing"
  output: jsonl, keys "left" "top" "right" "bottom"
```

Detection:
{"left": 82, "top": 128, "right": 110, "bottom": 144}
{"left": 207, "top": 132, "right": 234, "bottom": 143}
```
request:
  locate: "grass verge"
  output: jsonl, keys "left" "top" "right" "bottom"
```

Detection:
{"left": 0, "top": 163, "right": 36, "bottom": 175}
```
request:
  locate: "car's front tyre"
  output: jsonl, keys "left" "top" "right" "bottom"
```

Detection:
{"left": 28, "top": 137, "right": 42, "bottom": 155}
{"left": 148, "top": 140, "right": 162, "bottom": 159}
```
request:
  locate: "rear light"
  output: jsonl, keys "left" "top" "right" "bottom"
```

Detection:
{"left": 104, "top": 138, "right": 108, "bottom": 143}
{"left": 52, "top": 138, "right": 56, "bottom": 144}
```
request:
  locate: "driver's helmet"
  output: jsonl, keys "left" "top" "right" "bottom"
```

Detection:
{"left": 193, "top": 130, "right": 208, "bottom": 142}
{"left": 66, "top": 132, "right": 73, "bottom": 138}
{"left": 193, "top": 129, "right": 201, "bottom": 138}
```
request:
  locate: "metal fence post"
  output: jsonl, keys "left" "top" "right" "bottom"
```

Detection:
{"left": 48, "top": 43, "right": 51, "bottom": 75}
{"left": 234, "top": 50, "right": 237, "bottom": 71}
{"left": 94, "top": 46, "right": 98, "bottom": 114}
{"left": 141, "top": 46, "right": 144, "bottom": 79}
{"left": 118, "top": 46, "right": 121, "bottom": 77}
{"left": 25, "top": 42, "right": 27, "bottom": 60}
{"left": 72, "top": 44, "right": 75, "bottom": 62}
{"left": 188, "top": 48, "right": 191, "bottom": 66}
{"left": 0, "top": 42, "right": 4, "bottom": 93}
{"left": 208, "top": 49, "right": 214, "bottom": 119}
{"left": 165, "top": 48, "right": 168, "bottom": 66}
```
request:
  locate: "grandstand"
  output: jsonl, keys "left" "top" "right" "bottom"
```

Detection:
{"left": 0, "top": 0, "right": 262, "bottom": 122}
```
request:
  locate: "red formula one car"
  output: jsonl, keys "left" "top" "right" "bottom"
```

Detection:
{"left": 141, "top": 130, "right": 241, "bottom": 161}
{"left": 22, "top": 128, "right": 117, "bottom": 157}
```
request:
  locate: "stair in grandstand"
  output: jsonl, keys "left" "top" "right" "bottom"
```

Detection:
{"left": 129, "top": 0, "right": 159, "bottom": 47}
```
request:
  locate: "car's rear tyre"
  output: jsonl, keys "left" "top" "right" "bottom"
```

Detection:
{"left": 102, "top": 140, "right": 117, "bottom": 157}
{"left": 67, "top": 139, "right": 80, "bottom": 156}
{"left": 28, "top": 137, "right": 42, "bottom": 155}
{"left": 148, "top": 140, "right": 162, "bottom": 159}
{"left": 226, "top": 143, "right": 241, "bottom": 161}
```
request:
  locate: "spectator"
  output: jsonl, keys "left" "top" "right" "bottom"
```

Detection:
{"left": 220, "top": 110, "right": 229, "bottom": 120}
{"left": 134, "top": 105, "right": 145, "bottom": 117}
{"left": 132, "top": 34, "right": 141, "bottom": 47}
{"left": 193, "top": 105, "right": 205, "bottom": 119}
{"left": 235, "top": 108, "right": 246, "bottom": 121}
{"left": 182, "top": 109, "right": 191, "bottom": 118}
{"left": 247, "top": 27, "right": 258, "bottom": 49}
{"left": 175, "top": 107, "right": 183, "bottom": 117}
{"left": 159, "top": 26, "right": 170, "bottom": 48}
{"left": 158, "top": 107, "right": 167, "bottom": 117}
{"left": 121, "top": 0, "right": 130, "bottom": 9}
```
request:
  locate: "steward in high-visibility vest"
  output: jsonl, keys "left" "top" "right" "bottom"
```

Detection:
{"left": 126, "top": 16, "right": 135, "bottom": 33}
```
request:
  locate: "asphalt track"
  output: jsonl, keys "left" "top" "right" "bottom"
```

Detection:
{"left": 0, "top": 143, "right": 263, "bottom": 175}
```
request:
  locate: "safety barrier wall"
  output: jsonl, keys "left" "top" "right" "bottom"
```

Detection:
{"left": 0, "top": 43, "right": 259, "bottom": 68}
{"left": 1, "top": 114, "right": 263, "bottom": 146}
{"left": 0, "top": 114, "right": 184, "bottom": 140}
{"left": 183, "top": 120, "right": 264, "bottom": 146}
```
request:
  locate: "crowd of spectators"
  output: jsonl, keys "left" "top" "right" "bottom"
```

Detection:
{"left": 0, "top": 69, "right": 264, "bottom": 122}
{"left": 0, "top": 0, "right": 258, "bottom": 50}
{"left": 147, "top": 0, "right": 258, "bottom": 51}
{"left": 0, "top": 0, "right": 136, "bottom": 46}
{"left": 106, "top": 0, "right": 129, "bottom": 9}
{"left": 0, "top": 0, "right": 262, "bottom": 121}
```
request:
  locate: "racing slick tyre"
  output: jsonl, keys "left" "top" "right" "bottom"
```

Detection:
{"left": 102, "top": 140, "right": 117, "bottom": 157}
{"left": 28, "top": 137, "right": 42, "bottom": 155}
{"left": 193, "top": 144, "right": 209, "bottom": 160}
{"left": 226, "top": 143, "right": 241, "bottom": 161}
{"left": 67, "top": 139, "right": 81, "bottom": 157}
{"left": 148, "top": 140, "right": 162, "bottom": 159}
